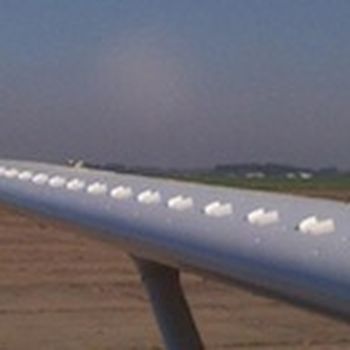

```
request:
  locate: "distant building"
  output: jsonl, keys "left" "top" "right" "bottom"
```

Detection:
{"left": 245, "top": 172, "right": 265, "bottom": 179}
{"left": 67, "top": 159, "right": 85, "bottom": 168}
{"left": 299, "top": 172, "right": 313, "bottom": 180}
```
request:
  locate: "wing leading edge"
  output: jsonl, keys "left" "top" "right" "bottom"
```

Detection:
{"left": 0, "top": 159, "right": 350, "bottom": 322}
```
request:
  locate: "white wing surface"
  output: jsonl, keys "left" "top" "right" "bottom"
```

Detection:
{"left": 0, "top": 159, "right": 349, "bottom": 324}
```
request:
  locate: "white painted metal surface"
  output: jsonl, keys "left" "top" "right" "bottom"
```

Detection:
{"left": 204, "top": 201, "right": 233, "bottom": 217}
{"left": 247, "top": 208, "right": 280, "bottom": 226}
{"left": 110, "top": 186, "right": 133, "bottom": 200}
{"left": 298, "top": 216, "right": 336, "bottom": 236}
{"left": 49, "top": 176, "right": 67, "bottom": 188}
{"left": 167, "top": 195, "right": 194, "bottom": 211}
{"left": 137, "top": 190, "right": 162, "bottom": 205}
{"left": 66, "top": 178, "right": 85, "bottom": 191}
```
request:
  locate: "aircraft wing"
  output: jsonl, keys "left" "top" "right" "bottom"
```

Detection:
{"left": 0, "top": 159, "right": 349, "bottom": 349}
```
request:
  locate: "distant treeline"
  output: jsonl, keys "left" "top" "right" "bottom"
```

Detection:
{"left": 74, "top": 160, "right": 348, "bottom": 178}
{"left": 213, "top": 163, "right": 343, "bottom": 177}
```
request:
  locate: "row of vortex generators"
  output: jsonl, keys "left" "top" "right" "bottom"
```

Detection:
{"left": 0, "top": 166, "right": 335, "bottom": 236}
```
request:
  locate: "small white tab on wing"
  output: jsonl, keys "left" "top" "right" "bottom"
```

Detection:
{"left": 137, "top": 190, "right": 161, "bottom": 205}
{"left": 0, "top": 167, "right": 6, "bottom": 176}
{"left": 167, "top": 195, "right": 194, "bottom": 211}
{"left": 247, "top": 208, "right": 279, "bottom": 226}
{"left": 4, "top": 168, "right": 19, "bottom": 179}
{"left": 298, "top": 216, "right": 335, "bottom": 236}
{"left": 110, "top": 186, "right": 133, "bottom": 200}
{"left": 204, "top": 201, "right": 233, "bottom": 217}
{"left": 49, "top": 176, "right": 66, "bottom": 188}
{"left": 32, "top": 173, "right": 49, "bottom": 185}
{"left": 18, "top": 171, "right": 33, "bottom": 181}
{"left": 66, "top": 178, "right": 85, "bottom": 191}
{"left": 87, "top": 182, "right": 108, "bottom": 195}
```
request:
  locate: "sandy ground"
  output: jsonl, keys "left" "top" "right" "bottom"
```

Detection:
{"left": 0, "top": 205, "right": 350, "bottom": 350}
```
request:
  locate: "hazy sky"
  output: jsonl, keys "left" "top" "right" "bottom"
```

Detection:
{"left": 1, "top": 0, "right": 349, "bottom": 168}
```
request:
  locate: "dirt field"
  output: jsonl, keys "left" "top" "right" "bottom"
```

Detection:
{"left": 0, "top": 204, "right": 350, "bottom": 350}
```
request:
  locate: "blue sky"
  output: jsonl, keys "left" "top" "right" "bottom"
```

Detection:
{"left": 1, "top": 0, "right": 350, "bottom": 168}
